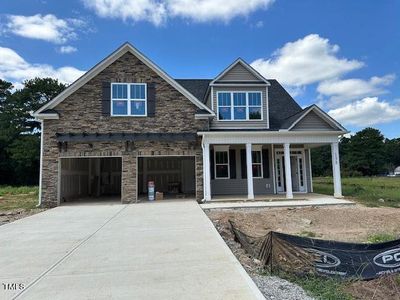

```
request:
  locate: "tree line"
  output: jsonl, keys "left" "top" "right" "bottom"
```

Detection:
{"left": 0, "top": 77, "right": 399, "bottom": 185}
{"left": 312, "top": 128, "right": 400, "bottom": 177}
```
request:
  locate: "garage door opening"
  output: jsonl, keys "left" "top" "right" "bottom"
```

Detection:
{"left": 138, "top": 156, "right": 195, "bottom": 200}
{"left": 60, "top": 157, "right": 122, "bottom": 203}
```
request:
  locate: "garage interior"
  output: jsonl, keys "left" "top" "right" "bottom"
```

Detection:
{"left": 138, "top": 156, "right": 196, "bottom": 200}
{"left": 60, "top": 157, "right": 122, "bottom": 203}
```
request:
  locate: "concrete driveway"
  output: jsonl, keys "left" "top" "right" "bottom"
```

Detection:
{"left": 0, "top": 201, "right": 264, "bottom": 299}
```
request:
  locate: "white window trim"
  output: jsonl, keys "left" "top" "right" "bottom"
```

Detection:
{"left": 214, "top": 150, "right": 230, "bottom": 179}
{"left": 111, "top": 83, "right": 147, "bottom": 117}
{"left": 252, "top": 150, "right": 263, "bottom": 179}
{"left": 217, "top": 91, "right": 263, "bottom": 122}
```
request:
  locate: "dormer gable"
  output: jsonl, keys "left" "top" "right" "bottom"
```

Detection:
{"left": 211, "top": 59, "right": 270, "bottom": 85}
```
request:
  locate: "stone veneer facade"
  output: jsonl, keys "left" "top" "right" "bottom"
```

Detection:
{"left": 41, "top": 52, "right": 208, "bottom": 207}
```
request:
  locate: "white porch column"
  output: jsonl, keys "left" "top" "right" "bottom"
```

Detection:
{"left": 331, "top": 142, "right": 343, "bottom": 198}
{"left": 246, "top": 143, "right": 254, "bottom": 200}
{"left": 284, "top": 143, "right": 293, "bottom": 199}
{"left": 203, "top": 142, "right": 211, "bottom": 201}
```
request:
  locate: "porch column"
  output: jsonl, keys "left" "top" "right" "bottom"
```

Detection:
{"left": 331, "top": 142, "right": 343, "bottom": 198}
{"left": 284, "top": 143, "right": 293, "bottom": 199}
{"left": 203, "top": 142, "right": 211, "bottom": 201}
{"left": 246, "top": 143, "right": 254, "bottom": 200}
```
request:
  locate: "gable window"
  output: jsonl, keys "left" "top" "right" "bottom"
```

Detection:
{"left": 252, "top": 150, "right": 263, "bottom": 178}
{"left": 217, "top": 91, "right": 262, "bottom": 121}
{"left": 111, "top": 83, "right": 147, "bottom": 116}
{"left": 215, "top": 150, "right": 230, "bottom": 179}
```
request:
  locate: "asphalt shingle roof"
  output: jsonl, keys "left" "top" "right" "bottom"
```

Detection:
{"left": 175, "top": 79, "right": 211, "bottom": 104}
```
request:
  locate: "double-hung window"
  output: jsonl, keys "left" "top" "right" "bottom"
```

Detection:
{"left": 218, "top": 92, "right": 232, "bottom": 120}
{"left": 248, "top": 92, "right": 262, "bottom": 120}
{"left": 215, "top": 151, "right": 230, "bottom": 179}
{"left": 111, "top": 83, "right": 147, "bottom": 116}
{"left": 233, "top": 93, "right": 246, "bottom": 120}
{"left": 217, "top": 91, "right": 262, "bottom": 121}
{"left": 252, "top": 150, "right": 263, "bottom": 178}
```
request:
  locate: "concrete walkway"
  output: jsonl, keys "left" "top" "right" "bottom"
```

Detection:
{"left": 201, "top": 196, "right": 354, "bottom": 210}
{"left": 0, "top": 201, "right": 264, "bottom": 300}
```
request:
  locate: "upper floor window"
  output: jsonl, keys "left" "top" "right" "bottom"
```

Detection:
{"left": 111, "top": 83, "right": 147, "bottom": 116}
{"left": 217, "top": 91, "right": 262, "bottom": 121}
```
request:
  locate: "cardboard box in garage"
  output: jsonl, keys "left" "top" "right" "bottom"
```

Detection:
{"left": 156, "top": 192, "right": 164, "bottom": 200}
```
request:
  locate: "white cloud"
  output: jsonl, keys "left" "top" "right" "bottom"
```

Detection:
{"left": 58, "top": 45, "right": 78, "bottom": 54}
{"left": 82, "top": 0, "right": 167, "bottom": 26}
{"left": 0, "top": 46, "right": 85, "bottom": 86}
{"left": 4, "top": 14, "right": 86, "bottom": 44}
{"left": 328, "top": 97, "right": 400, "bottom": 127}
{"left": 318, "top": 74, "right": 396, "bottom": 105}
{"left": 167, "top": 0, "right": 273, "bottom": 22}
{"left": 251, "top": 34, "right": 364, "bottom": 86}
{"left": 81, "top": 0, "right": 273, "bottom": 25}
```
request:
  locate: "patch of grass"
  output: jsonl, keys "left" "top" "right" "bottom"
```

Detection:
{"left": 276, "top": 271, "right": 353, "bottom": 300}
{"left": 313, "top": 177, "right": 400, "bottom": 208}
{"left": 366, "top": 233, "right": 397, "bottom": 244}
{"left": 0, "top": 186, "right": 38, "bottom": 211}
{"left": 299, "top": 231, "right": 317, "bottom": 238}
{"left": 0, "top": 186, "right": 38, "bottom": 196}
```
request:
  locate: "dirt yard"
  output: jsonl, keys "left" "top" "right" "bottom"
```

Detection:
{"left": 206, "top": 204, "right": 400, "bottom": 242}
{"left": 206, "top": 204, "right": 400, "bottom": 300}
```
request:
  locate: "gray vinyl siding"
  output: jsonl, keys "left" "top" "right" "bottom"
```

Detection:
{"left": 305, "top": 149, "right": 312, "bottom": 193}
{"left": 211, "top": 145, "right": 274, "bottom": 195}
{"left": 292, "top": 111, "right": 336, "bottom": 131}
{"left": 210, "top": 86, "right": 269, "bottom": 130}
{"left": 218, "top": 63, "right": 260, "bottom": 81}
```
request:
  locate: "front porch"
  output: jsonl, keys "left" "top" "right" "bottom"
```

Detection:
{"left": 199, "top": 131, "right": 343, "bottom": 202}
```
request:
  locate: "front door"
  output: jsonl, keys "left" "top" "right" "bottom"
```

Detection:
{"left": 275, "top": 150, "right": 306, "bottom": 193}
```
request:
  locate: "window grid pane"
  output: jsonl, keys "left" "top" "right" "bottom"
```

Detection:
{"left": 130, "top": 84, "right": 146, "bottom": 99}
{"left": 131, "top": 100, "right": 146, "bottom": 115}
{"left": 218, "top": 93, "right": 231, "bottom": 106}
{"left": 112, "top": 84, "right": 128, "bottom": 99}
{"left": 112, "top": 100, "right": 128, "bottom": 115}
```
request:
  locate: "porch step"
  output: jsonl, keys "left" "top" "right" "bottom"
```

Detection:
{"left": 200, "top": 197, "right": 354, "bottom": 210}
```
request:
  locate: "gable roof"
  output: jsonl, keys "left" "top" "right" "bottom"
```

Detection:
{"left": 281, "top": 104, "right": 347, "bottom": 132}
{"left": 211, "top": 58, "right": 270, "bottom": 85}
{"left": 33, "top": 42, "right": 215, "bottom": 118}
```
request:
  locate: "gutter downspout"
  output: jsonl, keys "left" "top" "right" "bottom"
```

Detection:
{"left": 37, "top": 119, "right": 44, "bottom": 207}
{"left": 200, "top": 137, "right": 207, "bottom": 203}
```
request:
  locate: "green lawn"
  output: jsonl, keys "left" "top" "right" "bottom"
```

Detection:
{"left": 313, "top": 177, "right": 400, "bottom": 207}
{"left": 0, "top": 185, "right": 38, "bottom": 211}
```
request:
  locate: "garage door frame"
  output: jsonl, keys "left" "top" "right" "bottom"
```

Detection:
{"left": 57, "top": 155, "right": 123, "bottom": 205}
{"left": 136, "top": 155, "right": 197, "bottom": 201}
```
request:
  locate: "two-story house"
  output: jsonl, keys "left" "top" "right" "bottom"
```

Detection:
{"left": 33, "top": 42, "right": 347, "bottom": 207}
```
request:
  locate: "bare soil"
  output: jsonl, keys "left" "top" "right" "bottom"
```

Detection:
{"left": 206, "top": 204, "right": 400, "bottom": 242}
{"left": 0, "top": 208, "right": 46, "bottom": 226}
{"left": 205, "top": 204, "right": 400, "bottom": 300}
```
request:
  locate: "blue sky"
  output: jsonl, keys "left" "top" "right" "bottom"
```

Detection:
{"left": 0, "top": 0, "right": 399, "bottom": 138}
